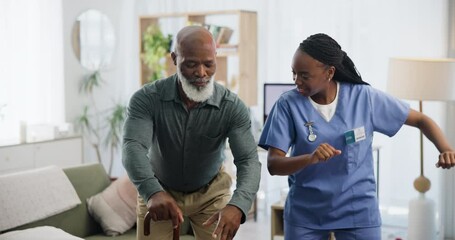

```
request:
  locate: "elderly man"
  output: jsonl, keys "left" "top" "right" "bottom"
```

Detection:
{"left": 122, "top": 25, "right": 261, "bottom": 240}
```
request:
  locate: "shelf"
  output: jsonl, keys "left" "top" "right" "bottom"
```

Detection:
{"left": 271, "top": 202, "right": 284, "bottom": 240}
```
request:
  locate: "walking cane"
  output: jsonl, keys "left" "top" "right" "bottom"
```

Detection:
{"left": 144, "top": 211, "right": 180, "bottom": 240}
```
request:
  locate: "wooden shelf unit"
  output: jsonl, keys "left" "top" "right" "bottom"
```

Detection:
{"left": 271, "top": 202, "right": 285, "bottom": 240}
{"left": 139, "top": 10, "right": 258, "bottom": 106}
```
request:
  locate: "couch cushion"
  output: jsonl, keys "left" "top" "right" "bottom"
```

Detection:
{"left": 0, "top": 226, "right": 83, "bottom": 240}
{"left": 6, "top": 163, "right": 111, "bottom": 238}
{"left": 0, "top": 166, "right": 81, "bottom": 231}
{"left": 85, "top": 228, "right": 136, "bottom": 240}
{"left": 87, "top": 175, "right": 137, "bottom": 236}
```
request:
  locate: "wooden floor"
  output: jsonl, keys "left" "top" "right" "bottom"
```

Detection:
{"left": 235, "top": 211, "right": 408, "bottom": 240}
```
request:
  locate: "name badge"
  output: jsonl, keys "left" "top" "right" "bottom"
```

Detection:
{"left": 344, "top": 126, "right": 366, "bottom": 144}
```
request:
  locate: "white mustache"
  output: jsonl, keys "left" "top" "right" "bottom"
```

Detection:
{"left": 188, "top": 78, "right": 210, "bottom": 83}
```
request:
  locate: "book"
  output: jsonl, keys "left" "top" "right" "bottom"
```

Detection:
{"left": 185, "top": 22, "right": 233, "bottom": 46}
{"left": 216, "top": 27, "right": 234, "bottom": 45}
{"left": 208, "top": 24, "right": 222, "bottom": 41}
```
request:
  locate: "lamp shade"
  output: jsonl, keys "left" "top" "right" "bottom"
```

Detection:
{"left": 387, "top": 58, "right": 455, "bottom": 101}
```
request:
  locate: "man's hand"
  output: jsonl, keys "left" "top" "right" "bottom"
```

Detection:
{"left": 146, "top": 191, "right": 184, "bottom": 229}
{"left": 202, "top": 205, "right": 242, "bottom": 240}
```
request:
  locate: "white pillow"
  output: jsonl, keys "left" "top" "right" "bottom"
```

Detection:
{"left": 0, "top": 226, "right": 83, "bottom": 240}
{"left": 86, "top": 175, "right": 137, "bottom": 236}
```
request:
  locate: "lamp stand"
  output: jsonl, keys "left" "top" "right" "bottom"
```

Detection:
{"left": 413, "top": 101, "right": 431, "bottom": 193}
{"left": 407, "top": 100, "right": 437, "bottom": 240}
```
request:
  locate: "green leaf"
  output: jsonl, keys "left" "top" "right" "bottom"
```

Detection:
{"left": 80, "top": 70, "right": 103, "bottom": 93}
{"left": 104, "top": 104, "right": 126, "bottom": 148}
{"left": 141, "top": 24, "right": 172, "bottom": 82}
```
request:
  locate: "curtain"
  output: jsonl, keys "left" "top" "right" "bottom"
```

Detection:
{"left": 0, "top": 0, "right": 64, "bottom": 143}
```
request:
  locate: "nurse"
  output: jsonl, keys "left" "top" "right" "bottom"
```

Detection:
{"left": 258, "top": 33, "right": 455, "bottom": 240}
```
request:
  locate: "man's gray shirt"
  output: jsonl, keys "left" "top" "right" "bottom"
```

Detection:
{"left": 122, "top": 74, "right": 261, "bottom": 220}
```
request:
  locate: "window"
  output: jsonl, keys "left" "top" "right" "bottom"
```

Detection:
{"left": 0, "top": 0, "right": 64, "bottom": 144}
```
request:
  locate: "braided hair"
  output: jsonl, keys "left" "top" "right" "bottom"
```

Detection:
{"left": 299, "top": 33, "right": 368, "bottom": 85}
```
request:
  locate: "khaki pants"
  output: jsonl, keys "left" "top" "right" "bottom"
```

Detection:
{"left": 137, "top": 168, "right": 232, "bottom": 240}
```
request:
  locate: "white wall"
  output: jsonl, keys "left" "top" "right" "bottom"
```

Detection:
{"left": 61, "top": 0, "right": 452, "bottom": 234}
{"left": 62, "top": 0, "right": 143, "bottom": 176}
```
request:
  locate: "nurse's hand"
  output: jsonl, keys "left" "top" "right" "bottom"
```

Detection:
{"left": 435, "top": 151, "right": 455, "bottom": 169}
{"left": 310, "top": 143, "right": 341, "bottom": 164}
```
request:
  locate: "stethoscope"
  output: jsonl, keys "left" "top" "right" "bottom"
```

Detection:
{"left": 304, "top": 121, "right": 317, "bottom": 142}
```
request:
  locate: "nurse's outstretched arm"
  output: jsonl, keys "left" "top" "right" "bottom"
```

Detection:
{"left": 404, "top": 109, "right": 455, "bottom": 169}
{"left": 267, "top": 144, "right": 341, "bottom": 176}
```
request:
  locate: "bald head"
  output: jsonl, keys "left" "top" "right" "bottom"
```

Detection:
{"left": 174, "top": 26, "right": 216, "bottom": 55}
{"left": 171, "top": 25, "right": 217, "bottom": 103}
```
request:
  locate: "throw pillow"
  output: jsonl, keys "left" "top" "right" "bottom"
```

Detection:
{"left": 0, "top": 226, "right": 83, "bottom": 240}
{"left": 86, "top": 175, "right": 137, "bottom": 236}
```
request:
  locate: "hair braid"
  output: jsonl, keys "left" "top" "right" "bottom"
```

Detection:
{"left": 299, "top": 33, "right": 368, "bottom": 85}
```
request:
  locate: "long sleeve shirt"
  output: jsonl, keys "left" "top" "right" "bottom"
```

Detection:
{"left": 122, "top": 74, "right": 261, "bottom": 221}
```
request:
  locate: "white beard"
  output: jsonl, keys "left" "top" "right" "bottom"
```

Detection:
{"left": 177, "top": 66, "right": 214, "bottom": 103}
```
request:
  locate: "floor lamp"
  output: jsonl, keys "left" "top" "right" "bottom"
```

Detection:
{"left": 387, "top": 57, "right": 455, "bottom": 240}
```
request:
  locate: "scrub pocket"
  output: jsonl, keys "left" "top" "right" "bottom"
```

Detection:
{"left": 346, "top": 141, "right": 361, "bottom": 173}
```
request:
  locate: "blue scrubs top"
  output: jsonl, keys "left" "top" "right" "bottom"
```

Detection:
{"left": 259, "top": 82, "right": 410, "bottom": 229}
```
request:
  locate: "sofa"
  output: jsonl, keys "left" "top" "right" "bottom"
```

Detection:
{"left": 0, "top": 163, "right": 194, "bottom": 240}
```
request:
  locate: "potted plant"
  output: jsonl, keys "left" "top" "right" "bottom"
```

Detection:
{"left": 76, "top": 70, "right": 126, "bottom": 175}
{"left": 141, "top": 24, "right": 172, "bottom": 82}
